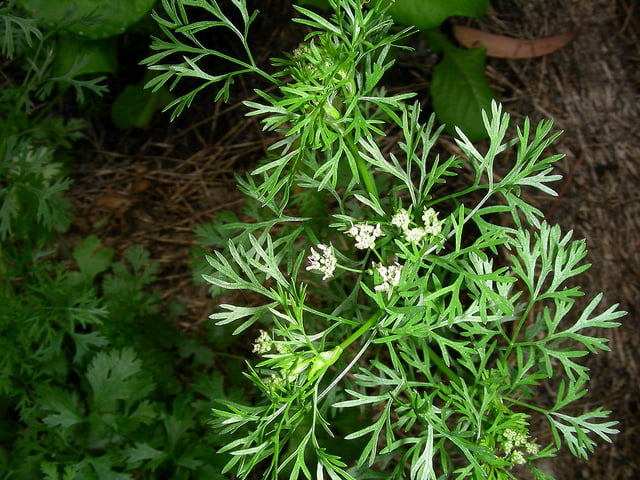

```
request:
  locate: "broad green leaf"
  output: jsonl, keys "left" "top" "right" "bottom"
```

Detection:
{"left": 389, "top": 0, "right": 489, "bottom": 30}
{"left": 128, "top": 399, "right": 158, "bottom": 425}
{"left": 297, "top": 0, "right": 489, "bottom": 30}
{"left": 122, "top": 443, "right": 166, "bottom": 465}
{"left": 41, "top": 462, "right": 77, "bottom": 480}
{"left": 164, "top": 396, "right": 197, "bottom": 450}
{"left": 86, "top": 348, "right": 155, "bottom": 412}
{"left": 110, "top": 79, "right": 175, "bottom": 129}
{"left": 427, "top": 32, "right": 495, "bottom": 141}
{"left": 38, "top": 386, "right": 84, "bottom": 430}
{"left": 53, "top": 34, "right": 118, "bottom": 77}
{"left": 70, "top": 331, "right": 109, "bottom": 364}
{"left": 85, "top": 455, "right": 135, "bottom": 480}
{"left": 16, "top": 0, "right": 156, "bottom": 39}
{"left": 72, "top": 234, "right": 114, "bottom": 283}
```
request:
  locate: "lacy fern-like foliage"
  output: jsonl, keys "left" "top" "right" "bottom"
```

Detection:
{"left": 146, "top": 1, "right": 624, "bottom": 479}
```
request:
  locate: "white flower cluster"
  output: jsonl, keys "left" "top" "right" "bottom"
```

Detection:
{"left": 422, "top": 208, "right": 442, "bottom": 235}
{"left": 306, "top": 243, "right": 337, "bottom": 280}
{"left": 390, "top": 208, "right": 410, "bottom": 230}
{"left": 373, "top": 262, "right": 403, "bottom": 293}
{"left": 252, "top": 330, "right": 289, "bottom": 356}
{"left": 265, "top": 370, "right": 299, "bottom": 393}
{"left": 252, "top": 330, "right": 273, "bottom": 355}
{"left": 346, "top": 222, "right": 384, "bottom": 249}
{"left": 391, "top": 207, "right": 442, "bottom": 245}
{"left": 502, "top": 428, "right": 540, "bottom": 465}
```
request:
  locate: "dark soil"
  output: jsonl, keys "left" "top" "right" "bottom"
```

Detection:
{"left": 69, "top": 0, "right": 640, "bottom": 478}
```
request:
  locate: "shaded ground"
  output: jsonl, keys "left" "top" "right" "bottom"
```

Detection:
{"left": 69, "top": 0, "right": 639, "bottom": 478}
{"left": 479, "top": 2, "right": 640, "bottom": 478}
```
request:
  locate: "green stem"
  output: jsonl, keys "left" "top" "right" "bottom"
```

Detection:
{"left": 503, "top": 299, "right": 537, "bottom": 359}
{"left": 213, "top": 351, "right": 250, "bottom": 361}
{"left": 506, "top": 396, "right": 549, "bottom": 416}
{"left": 430, "top": 184, "right": 489, "bottom": 207}
{"left": 338, "top": 311, "right": 383, "bottom": 352}
{"left": 345, "top": 135, "right": 378, "bottom": 199}
{"left": 311, "top": 311, "right": 385, "bottom": 388}
{"left": 357, "top": 154, "right": 378, "bottom": 199}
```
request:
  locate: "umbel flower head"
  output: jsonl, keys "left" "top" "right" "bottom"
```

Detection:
{"left": 306, "top": 243, "right": 337, "bottom": 280}
{"left": 501, "top": 428, "right": 540, "bottom": 465}
{"left": 346, "top": 222, "right": 385, "bottom": 249}
{"left": 422, "top": 207, "right": 442, "bottom": 236}
{"left": 373, "top": 262, "right": 403, "bottom": 293}
{"left": 252, "top": 330, "right": 273, "bottom": 355}
{"left": 391, "top": 208, "right": 411, "bottom": 230}
{"left": 391, "top": 207, "right": 442, "bottom": 245}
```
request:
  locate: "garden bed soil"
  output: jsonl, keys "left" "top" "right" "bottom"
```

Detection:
{"left": 69, "top": 0, "right": 639, "bottom": 478}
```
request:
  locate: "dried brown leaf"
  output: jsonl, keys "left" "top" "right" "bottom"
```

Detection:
{"left": 453, "top": 25, "right": 583, "bottom": 59}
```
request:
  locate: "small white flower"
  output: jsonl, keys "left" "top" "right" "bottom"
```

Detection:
{"left": 346, "top": 222, "right": 385, "bottom": 250}
{"left": 252, "top": 330, "right": 273, "bottom": 355}
{"left": 422, "top": 208, "right": 442, "bottom": 236}
{"left": 373, "top": 262, "right": 403, "bottom": 293}
{"left": 391, "top": 208, "right": 411, "bottom": 231}
{"left": 266, "top": 371, "right": 296, "bottom": 392}
{"left": 292, "top": 45, "right": 309, "bottom": 59}
{"left": 306, "top": 243, "right": 337, "bottom": 280}
{"left": 503, "top": 440, "right": 514, "bottom": 455}
{"left": 501, "top": 429, "right": 538, "bottom": 463}
{"left": 404, "top": 227, "right": 427, "bottom": 244}
{"left": 524, "top": 441, "right": 540, "bottom": 455}
{"left": 510, "top": 450, "right": 526, "bottom": 465}
{"left": 514, "top": 432, "right": 527, "bottom": 446}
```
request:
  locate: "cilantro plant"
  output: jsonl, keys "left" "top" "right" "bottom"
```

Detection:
{"left": 299, "top": 0, "right": 495, "bottom": 140}
{"left": 146, "top": 0, "right": 624, "bottom": 478}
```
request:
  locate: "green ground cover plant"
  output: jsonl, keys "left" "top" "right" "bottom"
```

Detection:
{"left": 0, "top": 235, "right": 230, "bottom": 479}
{"left": 1, "top": 233, "right": 237, "bottom": 479}
{"left": 145, "top": 0, "right": 625, "bottom": 479}
{"left": 0, "top": 4, "right": 236, "bottom": 479}
{"left": 3, "top": 0, "right": 172, "bottom": 130}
